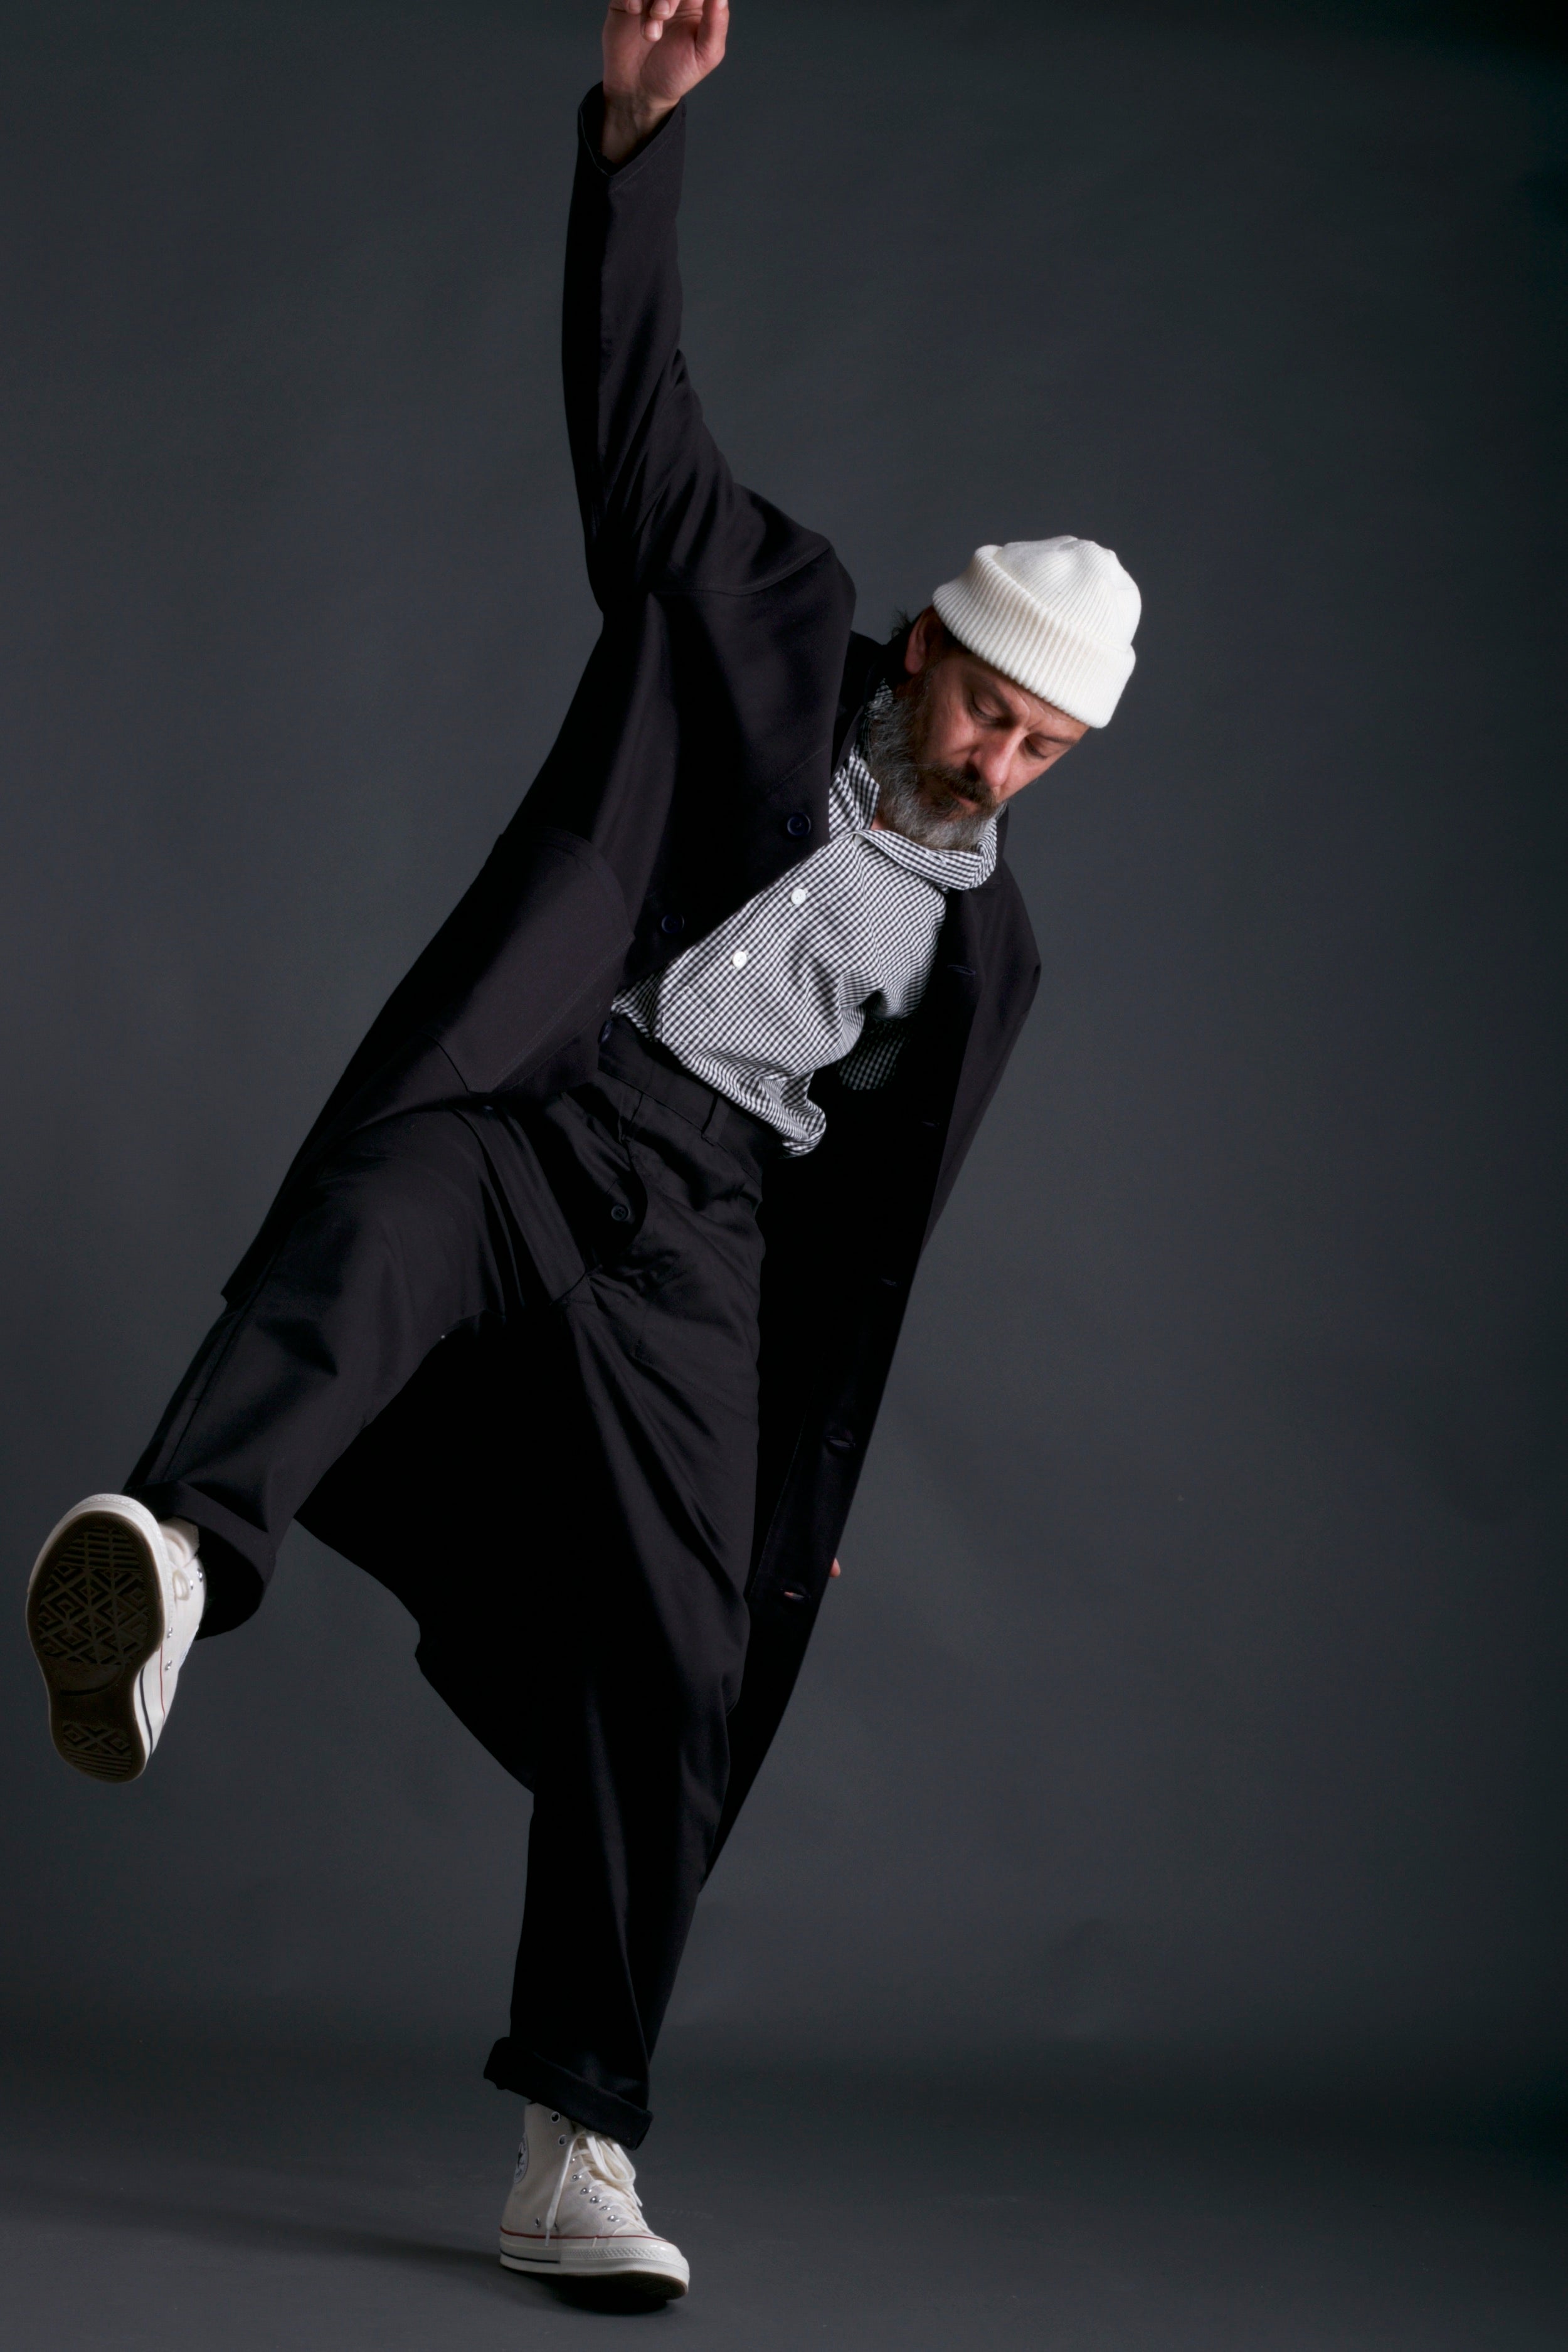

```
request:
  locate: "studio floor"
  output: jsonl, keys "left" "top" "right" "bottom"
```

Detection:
{"left": 1, "top": 2033, "right": 1562, "bottom": 2350}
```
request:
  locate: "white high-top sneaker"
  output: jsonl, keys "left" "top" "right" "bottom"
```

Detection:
{"left": 26, "top": 1495, "right": 206, "bottom": 1783}
{"left": 499, "top": 2103, "right": 689, "bottom": 2300}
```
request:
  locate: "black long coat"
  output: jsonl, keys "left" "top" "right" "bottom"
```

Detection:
{"left": 245, "top": 95, "right": 1040, "bottom": 1849}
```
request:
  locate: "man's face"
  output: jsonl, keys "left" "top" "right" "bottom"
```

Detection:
{"left": 868, "top": 605, "right": 1089, "bottom": 851}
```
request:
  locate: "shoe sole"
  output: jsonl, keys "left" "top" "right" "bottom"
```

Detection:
{"left": 26, "top": 1505, "right": 164, "bottom": 1783}
{"left": 499, "top": 2249, "right": 688, "bottom": 2300}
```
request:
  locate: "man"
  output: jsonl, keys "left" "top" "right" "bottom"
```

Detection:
{"left": 25, "top": 0, "right": 1139, "bottom": 2307}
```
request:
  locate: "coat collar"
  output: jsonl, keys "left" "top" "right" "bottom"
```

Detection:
{"left": 832, "top": 628, "right": 903, "bottom": 766}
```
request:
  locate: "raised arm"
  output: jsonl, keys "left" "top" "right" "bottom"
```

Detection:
{"left": 565, "top": 1, "right": 826, "bottom": 607}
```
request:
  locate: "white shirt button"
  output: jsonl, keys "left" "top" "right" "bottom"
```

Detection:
{"left": 731, "top": 949, "right": 749, "bottom": 968}
{"left": 791, "top": 886, "right": 808, "bottom": 906}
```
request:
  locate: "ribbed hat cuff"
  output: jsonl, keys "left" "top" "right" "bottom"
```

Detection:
{"left": 933, "top": 556, "right": 1135, "bottom": 729}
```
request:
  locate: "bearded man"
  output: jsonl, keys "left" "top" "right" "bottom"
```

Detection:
{"left": 25, "top": 0, "right": 1140, "bottom": 2304}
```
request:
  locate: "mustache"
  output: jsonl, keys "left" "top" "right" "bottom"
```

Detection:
{"left": 913, "top": 763, "right": 1000, "bottom": 815}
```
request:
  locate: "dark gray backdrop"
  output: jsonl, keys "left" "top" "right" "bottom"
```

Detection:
{"left": 2, "top": 0, "right": 1564, "bottom": 2116}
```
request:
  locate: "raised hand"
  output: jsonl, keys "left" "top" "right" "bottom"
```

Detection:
{"left": 600, "top": 0, "right": 729, "bottom": 164}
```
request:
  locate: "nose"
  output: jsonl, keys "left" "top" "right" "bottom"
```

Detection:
{"left": 972, "top": 736, "right": 1017, "bottom": 794}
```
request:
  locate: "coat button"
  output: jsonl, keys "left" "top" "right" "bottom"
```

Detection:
{"left": 600, "top": 1021, "right": 615, "bottom": 1044}
{"left": 785, "top": 812, "right": 812, "bottom": 839}
{"left": 824, "top": 1427, "right": 856, "bottom": 1454}
{"left": 781, "top": 1586, "right": 808, "bottom": 1604}
{"left": 609, "top": 1203, "right": 633, "bottom": 1224}
{"left": 946, "top": 962, "right": 975, "bottom": 977}
{"left": 660, "top": 913, "right": 684, "bottom": 935}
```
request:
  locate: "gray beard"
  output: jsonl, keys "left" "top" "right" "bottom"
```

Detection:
{"left": 864, "top": 678, "right": 999, "bottom": 852}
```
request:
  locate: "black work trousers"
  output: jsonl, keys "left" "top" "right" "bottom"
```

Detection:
{"left": 127, "top": 1022, "right": 777, "bottom": 2146}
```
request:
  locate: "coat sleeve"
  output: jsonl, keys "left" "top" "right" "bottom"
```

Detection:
{"left": 563, "top": 90, "right": 828, "bottom": 609}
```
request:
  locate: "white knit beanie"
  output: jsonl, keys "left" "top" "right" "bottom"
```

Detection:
{"left": 931, "top": 536, "right": 1141, "bottom": 728}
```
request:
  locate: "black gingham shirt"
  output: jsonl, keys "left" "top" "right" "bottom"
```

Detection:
{"left": 612, "top": 690, "right": 998, "bottom": 1153}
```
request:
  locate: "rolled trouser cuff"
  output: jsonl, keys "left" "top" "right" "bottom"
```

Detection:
{"left": 484, "top": 2038, "right": 653, "bottom": 2150}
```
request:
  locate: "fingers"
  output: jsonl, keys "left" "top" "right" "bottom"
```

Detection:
{"left": 605, "top": 0, "right": 726, "bottom": 65}
{"left": 829, "top": 1557, "right": 841, "bottom": 1579}
{"left": 606, "top": 0, "right": 667, "bottom": 34}
{"left": 607, "top": 1, "right": 712, "bottom": 19}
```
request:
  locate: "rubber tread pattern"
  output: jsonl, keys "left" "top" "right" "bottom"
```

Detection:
{"left": 28, "top": 1524, "right": 151, "bottom": 1682}
{"left": 53, "top": 1717, "right": 141, "bottom": 1779}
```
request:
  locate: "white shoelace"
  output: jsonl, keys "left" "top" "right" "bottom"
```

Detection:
{"left": 541, "top": 2123, "right": 647, "bottom": 2242}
